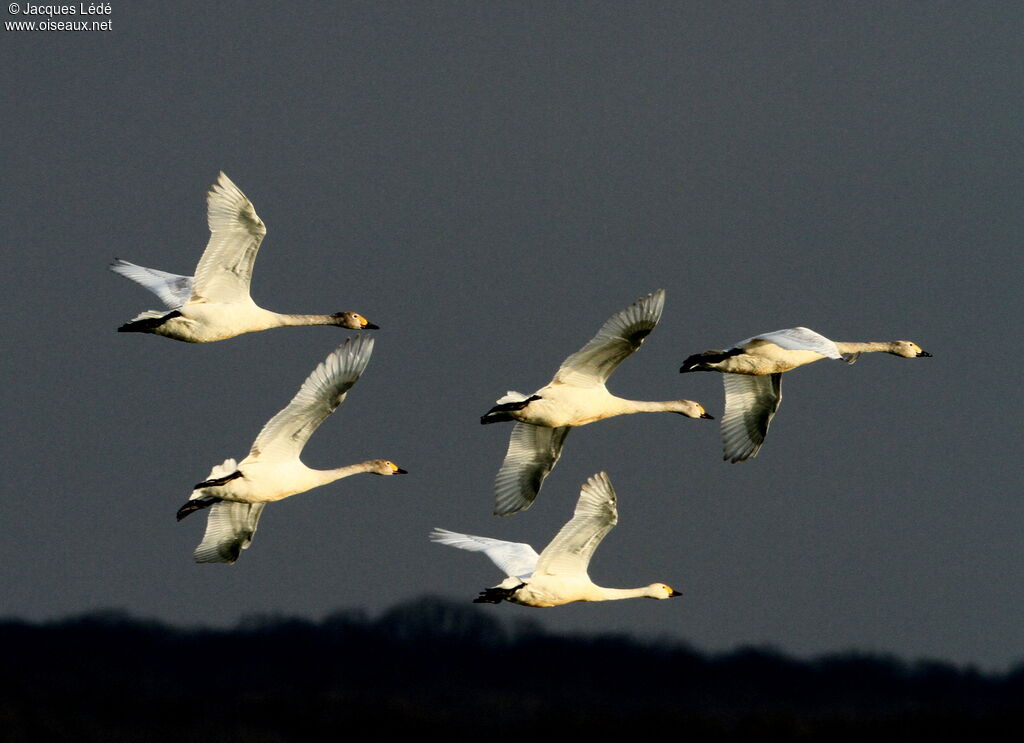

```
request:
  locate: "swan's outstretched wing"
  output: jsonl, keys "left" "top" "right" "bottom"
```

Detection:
{"left": 552, "top": 290, "right": 665, "bottom": 387}
{"left": 429, "top": 528, "right": 539, "bottom": 579}
{"left": 493, "top": 423, "right": 571, "bottom": 516}
{"left": 248, "top": 336, "right": 374, "bottom": 462}
{"left": 193, "top": 502, "right": 266, "bottom": 564}
{"left": 720, "top": 373, "right": 783, "bottom": 463}
{"left": 738, "top": 327, "right": 841, "bottom": 359}
{"left": 109, "top": 259, "right": 193, "bottom": 309}
{"left": 534, "top": 472, "right": 618, "bottom": 578}
{"left": 191, "top": 172, "right": 267, "bottom": 303}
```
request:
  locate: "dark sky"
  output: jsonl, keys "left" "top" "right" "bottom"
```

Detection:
{"left": 2, "top": 2, "right": 1021, "bottom": 670}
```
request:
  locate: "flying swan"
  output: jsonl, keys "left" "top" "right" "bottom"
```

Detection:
{"left": 430, "top": 472, "right": 681, "bottom": 607}
{"left": 679, "top": 326, "right": 932, "bottom": 463}
{"left": 481, "top": 290, "right": 712, "bottom": 517}
{"left": 111, "top": 172, "right": 379, "bottom": 342}
{"left": 177, "top": 336, "right": 406, "bottom": 563}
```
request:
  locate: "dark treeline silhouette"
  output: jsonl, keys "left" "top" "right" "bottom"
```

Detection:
{"left": 2, "top": 596, "right": 1021, "bottom": 741}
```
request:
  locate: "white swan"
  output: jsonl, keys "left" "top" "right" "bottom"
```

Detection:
{"left": 679, "top": 326, "right": 932, "bottom": 463}
{"left": 481, "top": 290, "right": 712, "bottom": 517}
{"left": 111, "top": 172, "right": 379, "bottom": 343}
{"left": 177, "top": 336, "right": 406, "bottom": 563}
{"left": 430, "top": 472, "right": 681, "bottom": 607}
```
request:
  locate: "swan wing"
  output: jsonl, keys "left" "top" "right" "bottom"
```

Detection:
{"left": 534, "top": 472, "right": 617, "bottom": 578}
{"left": 429, "top": 528, "right": 539, "bottom": 579}
{"left": 248, "top": 336, "right": 374, "bottom": 462}
{"left": 552, "top": 290, "right": 665, "bottom": 387}
{"left": 190, "top": 172, "right": 267, "bottom": 304}
{"left": 109, "top": 259, "right": 193, "bottom": 309}
{"left": 493, "top": 423, "right": 571, "bottom": 516}
{"left": 193, "top": 502, "right": 266, "bottom": 564}
{"left": 738, "top": 327, "right": 841, "bottom": 359}
{"left": 720, "top": 373, "right": 783, "bottom": 463}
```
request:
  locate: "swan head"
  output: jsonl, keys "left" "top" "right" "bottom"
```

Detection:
{"left": 368, "top": 459, "right": 408, "bottom": 475}
{"left": 646, "top": 583, "right": 683, "bottom": 599}
{"left": 891, "top": 341, "right": 931, "bottom": 358}
{"left": 672, "top": 400, "right": 714, "bottom": 419}
{"left": 332, "top": 312, "right": 380, "bottom": 330}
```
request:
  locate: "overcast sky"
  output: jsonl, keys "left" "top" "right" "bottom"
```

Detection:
{"left": 2, "top": 1, "right": 1021, "bottom": 670}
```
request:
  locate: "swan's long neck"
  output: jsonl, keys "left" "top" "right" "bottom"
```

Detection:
{"left": 309, "top": 461, "right": 378, "bottom": 487}
{"left": 834, "top": 341, "right": 899, "bottom": 355}
{"left": 613, "top": 399, "right": 690, "bottom": 415}
{"left": 271, "top": 313, "right": 342, "bottom": 328}
{"left": 585, "top": 585, "right": 658, "bottom": 601}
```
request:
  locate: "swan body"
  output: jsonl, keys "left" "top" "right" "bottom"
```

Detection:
{"left": 482, "top": 290, "right": 712, "bottom": 516}
{"left": 111, "top": 172, "right": 378, "bottom": 343}
{"left": 430, "top": 472, "right": 681, "bottom": 608}
{"left": 679, "top": 326, "right": 931, "bottom": 463}
{"left": 177, "top": 336, "right": 406, "bottom": 563}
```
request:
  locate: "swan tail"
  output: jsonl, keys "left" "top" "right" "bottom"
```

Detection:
{"left": 680, "top": 348, "right": 740, "bottom": 372}
{"left": 176, "top": 496, "right": 218, "bottom": 522}
{"left": 480, "top": 395, "right": 542, "bottom": 424}
{"left": 193, "top": 469, "right": 242, "bottom": 490}
{"left": 117, "top": 310, "right": 182, "bottom": 333}
{"left": 473, "top": 582, "right": 526, "bottom": 604}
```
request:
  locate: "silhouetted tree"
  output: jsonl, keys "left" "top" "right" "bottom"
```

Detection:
{"left": 1, "top": 596, "right": 1021, "bottom": 741}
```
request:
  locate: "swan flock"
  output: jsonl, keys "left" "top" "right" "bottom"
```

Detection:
{"left": 113, "top": 172, "right": 931, "bottom": 611}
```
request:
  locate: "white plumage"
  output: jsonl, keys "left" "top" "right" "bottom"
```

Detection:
{"left": 111, "top": 172, "right": 378, "bottom": 342}
{"left": 431, "top": 472, "right": 682, "bottom": 607}
{"left": 482, "top": 290, "right": 712, "bottom": 516}
{"left": 178, "top": 336, "right": 406, "bottom": 563}
{"left": 680, "top": 326, "right": 931, "bottom": 462}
